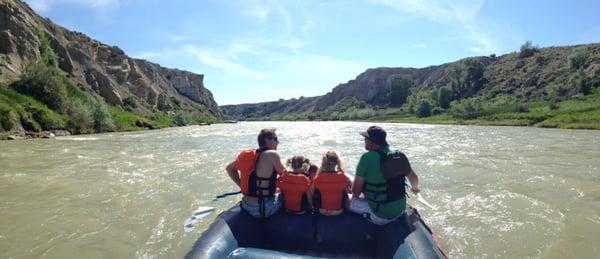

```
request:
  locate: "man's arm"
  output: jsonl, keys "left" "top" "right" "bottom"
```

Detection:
{"left": 225, "top": 161, "right": 241, "bottom": 188}
{"left": 269, "top": 151, "right": 286, "bottom": 174}
{"left": 406, "top": 170, "right": 420, "bottom": 194}
{"left": 351, "top": 175, "right": 365, "bottom": 199}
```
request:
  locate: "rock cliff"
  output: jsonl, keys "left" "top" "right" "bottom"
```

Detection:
{"left": 0, "top": 0, "right": 220, "bottom": 119}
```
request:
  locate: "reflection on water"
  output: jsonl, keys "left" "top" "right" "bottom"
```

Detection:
{"left": 1, "top": 122, "right": 599, "bottom": 258}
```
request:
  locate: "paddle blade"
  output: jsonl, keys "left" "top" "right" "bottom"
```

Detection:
{"left": 183, "top": 206, "right": 215, "bottom": 233}
{"left": 415, "top": 194, "right": 438, "bottom": 210}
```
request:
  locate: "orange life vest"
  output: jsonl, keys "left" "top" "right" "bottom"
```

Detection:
{"left": 276, "top": 172, "right": 311, "bottom": 213}
{"left": 235, "top": 149, "right": 277, "bottom": 198}
{"left": 313, "top": 171, "right": 349, "bottom": 211}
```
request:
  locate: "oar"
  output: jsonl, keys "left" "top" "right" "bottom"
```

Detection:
{"left": 405, "top": 180, "right": 437, "bottom": 210}
{"left": 183, "top": 206, "right": 215, "bottom": 233}
{"left": 212, "top": 191, "right": 241, "bottom": 201}
{"left": 183, "top": 191, "right": 242, "bottom": 232}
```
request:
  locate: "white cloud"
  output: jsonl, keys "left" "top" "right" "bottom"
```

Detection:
{"left": 367, "top": 0, "right": 496, "bottom": 53}
{"left": 182, "top": 45, "right": 267, "bottom": 79}
{"left": 413, "top": 43, "right": 428, "bottom": 48}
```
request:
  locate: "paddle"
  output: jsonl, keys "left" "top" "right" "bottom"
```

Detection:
{"left": 405, "top": 180, "right": 437, "bottom": 210}
{"left": 183, "top": 206, "right": 215, "bottom": 233}
{"left": 212, "top": 191, "right": 241, "bottom": 201}
{"left": 183, "top": 191, "right": 243, "bottom": 232}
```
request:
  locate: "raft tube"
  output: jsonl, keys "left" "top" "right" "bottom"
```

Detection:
{"left": 186, "top": 203, "right": 446, "bottom": 259}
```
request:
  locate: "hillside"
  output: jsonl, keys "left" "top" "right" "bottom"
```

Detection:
{"left": 0, "top": 0, "right": 221, "bottom": 138}
{"left": 221, "top": 43, "right": 600, "bottom": 129}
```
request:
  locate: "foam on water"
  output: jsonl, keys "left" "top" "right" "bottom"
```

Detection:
{"left": 1, "top": 122, "right": 599, "bottom": 258}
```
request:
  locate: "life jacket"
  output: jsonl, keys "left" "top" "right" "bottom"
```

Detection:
{"left": 363, "top": 149, "right": 411, "bottom": 212}
{"left": 313, "top": 172, "right": 349, "bottom": 211}
{"left": 276, "top": 172, "right": 311, "bottom": 213}
{"left": 235, "top": 148, "right": 277, "bottom": 198}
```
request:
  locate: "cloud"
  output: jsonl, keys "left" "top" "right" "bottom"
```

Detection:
{"left": 182, "top": 45, "right": 267, "bottom": 79}
{"left": 413, "top": 43, "right": 428, "bottom": 48}
{"left": 366, "top": 0, "right": 496, "bottom": 53}
{"left": 26, "top": 0, "right": 119, "bottom": 13}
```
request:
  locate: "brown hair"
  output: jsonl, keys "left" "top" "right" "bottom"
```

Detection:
{"left": 257, "top": 128, "right": 276, "bottom": 148}
{"left": 286, "top": 156, "right": 310, "bottom": 173}
{"left": 320, "top": 151, "right": 344, "bottom": 173}
{"left": 308, "top": 164, "right": 319, "bottom": 174}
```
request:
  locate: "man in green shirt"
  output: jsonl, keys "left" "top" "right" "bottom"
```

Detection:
{"left": 350, "top": 126, "right": 420, "bottom": 225}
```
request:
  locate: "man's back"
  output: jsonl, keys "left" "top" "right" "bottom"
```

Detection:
{"left": 255, "top": 150, "right": 279, "bottom": 179}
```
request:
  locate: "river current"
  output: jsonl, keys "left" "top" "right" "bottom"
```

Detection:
{"left": 1, "top": 121, "right": 599, "bottom": 258}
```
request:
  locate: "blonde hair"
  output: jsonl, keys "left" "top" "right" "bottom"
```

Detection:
{"left": 320, "top": 151, "right": 344, "bottom": 173}
{"left": 286, "top": 156, "right": 310, "bottom": 173}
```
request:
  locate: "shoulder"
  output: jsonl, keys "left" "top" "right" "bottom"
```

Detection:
{"left": 360, "top": 151, "right": 380, "bottom": 161}
{"left": 261, "top": 150, "right": 280, "bottom": 159}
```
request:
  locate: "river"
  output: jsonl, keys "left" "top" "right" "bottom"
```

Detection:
{"left": 1, "top": 121, "right": 599, "bottom": 258}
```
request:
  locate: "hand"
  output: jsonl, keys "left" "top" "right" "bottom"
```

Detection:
{"left": 411, "top": 186, "right": 420, "bottom": 194}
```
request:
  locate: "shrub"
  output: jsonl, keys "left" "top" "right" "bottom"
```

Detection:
{"left": 67, "top": 100, "right": 93, "bottom": 133}
{"left": 416, "top": 99, "right": 433, "bottom": 118}
{"left": 123, "top": 96, "right": 139, "bottom": 108}
{"left": 450, "top": 98, "right": 483, "bottom": 119}
{"left": 92, "top": 102, "right": 115, "bottom": 131}
{"left": 569, "top": 69, "right": 591, "bottom": 95}
{"left": 11, "top": 62, "right": 69, "bottom": 112}
{"left": 568, "top": 47, "right": 587, "bottom": 70}
{"left": 431, "top": 107, "right": 445, "bottom": 115}
{"left": 0, "top": 108, "right": 20, "bottom": 131}
{"left": 36, "top": 29, "right": 58, "bottom": 67}
{"left": 174, "top": 112, "right": 187, "bottom": 126}
{"left": 518, "top": 41, "right": 538, "bottom": 58}
{"left": 513, "top": 103, "right": 529, "bottom": 113}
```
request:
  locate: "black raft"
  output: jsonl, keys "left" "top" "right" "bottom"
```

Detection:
{"left": 185, "top": 204, "right": 446, "bottom": 259}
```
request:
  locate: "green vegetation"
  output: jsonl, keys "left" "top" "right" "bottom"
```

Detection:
{"left": 389, "top": 76, "right": 413, "bottom": 107}
{"left": 222, "top": 43, "right": 600, "bottom": 130}
{"left": 0, "top": 28, "right": 218, "bottom": 138}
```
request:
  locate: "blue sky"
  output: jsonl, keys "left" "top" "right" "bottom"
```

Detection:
{"left": 25, "top": 0, "right": 600, "bottom": 105}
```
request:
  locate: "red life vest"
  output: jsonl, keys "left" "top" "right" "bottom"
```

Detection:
{"left": 235, "top": 149, "right": 277, "bottom": 198}
{"left": 313, "top": 171, "right": 349, "bottom": 211}
{"left": 276, "top": 172, "right": 311, "bottom": 213}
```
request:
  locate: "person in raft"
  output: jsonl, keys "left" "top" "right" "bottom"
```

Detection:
{"left": 350, "top": 126, "right": 420, "bottom": 225}
{"left": 277, "top": 156, "right": 313, "bottom": 214}
{"left": 225, "top": 128, "right": 286, "bottom": 218}
{"left": 307, "top": 164, "right": 319, "bottom": 180}
{"left": 312, "top": 151, "right": 351, "bottom": 216}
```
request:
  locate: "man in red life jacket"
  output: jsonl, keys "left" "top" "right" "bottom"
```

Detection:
{"left": 225, "top": 128, "right": 286, "bottom": 218}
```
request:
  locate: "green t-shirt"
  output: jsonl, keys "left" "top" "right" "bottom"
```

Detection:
{"left": 356, "top": 146, "right": 406, "bottom": 219}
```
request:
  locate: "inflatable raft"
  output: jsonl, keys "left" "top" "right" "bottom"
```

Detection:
{"left": 185, "top": 204, "right": 446, "bottom": 259}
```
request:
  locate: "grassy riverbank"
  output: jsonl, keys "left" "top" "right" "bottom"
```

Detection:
{"left": 368, "top": 88, "right": 600, "bottom": 129}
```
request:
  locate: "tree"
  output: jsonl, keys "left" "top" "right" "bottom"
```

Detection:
{"left": 463, "top": 58, "right": 485, "bottom": 97}
{"left": 518, "top": 41, "right": 538, "bottom": 58}
{"left": 416, "top": 99, "right": 432, "bottom": 118}
{"left": 437, "top": 85, "right": 453, "bottom": 109}
{"left": 389, "top": 76, "right": 413, "bottom": 107}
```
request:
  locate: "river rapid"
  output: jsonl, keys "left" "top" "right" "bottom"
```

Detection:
{"left": 1, "top": 121, "right": 599, "bottom": 258}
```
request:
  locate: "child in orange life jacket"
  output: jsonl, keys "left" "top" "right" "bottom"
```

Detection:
{"left": 276, "top": 156, "right": 313, "bottom": 214}
{"left": 312, "top": 151, "right": 350, "bottom": 216}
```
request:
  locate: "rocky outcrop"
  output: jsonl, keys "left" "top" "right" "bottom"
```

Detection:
{"left": 0, "top": 0, "right": 221, "bottom": 118}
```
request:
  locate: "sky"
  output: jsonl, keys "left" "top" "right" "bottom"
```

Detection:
{"left": 24, "top": 0, "right": 600, "bottom": 105}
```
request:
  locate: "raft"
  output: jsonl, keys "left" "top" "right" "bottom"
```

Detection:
{"left": 185, "top": 204, "right": 446, "bottom": 259}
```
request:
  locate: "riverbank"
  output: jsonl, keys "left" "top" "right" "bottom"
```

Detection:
{"left": 367, "top": 91, "right": 600, "bottom": 130}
